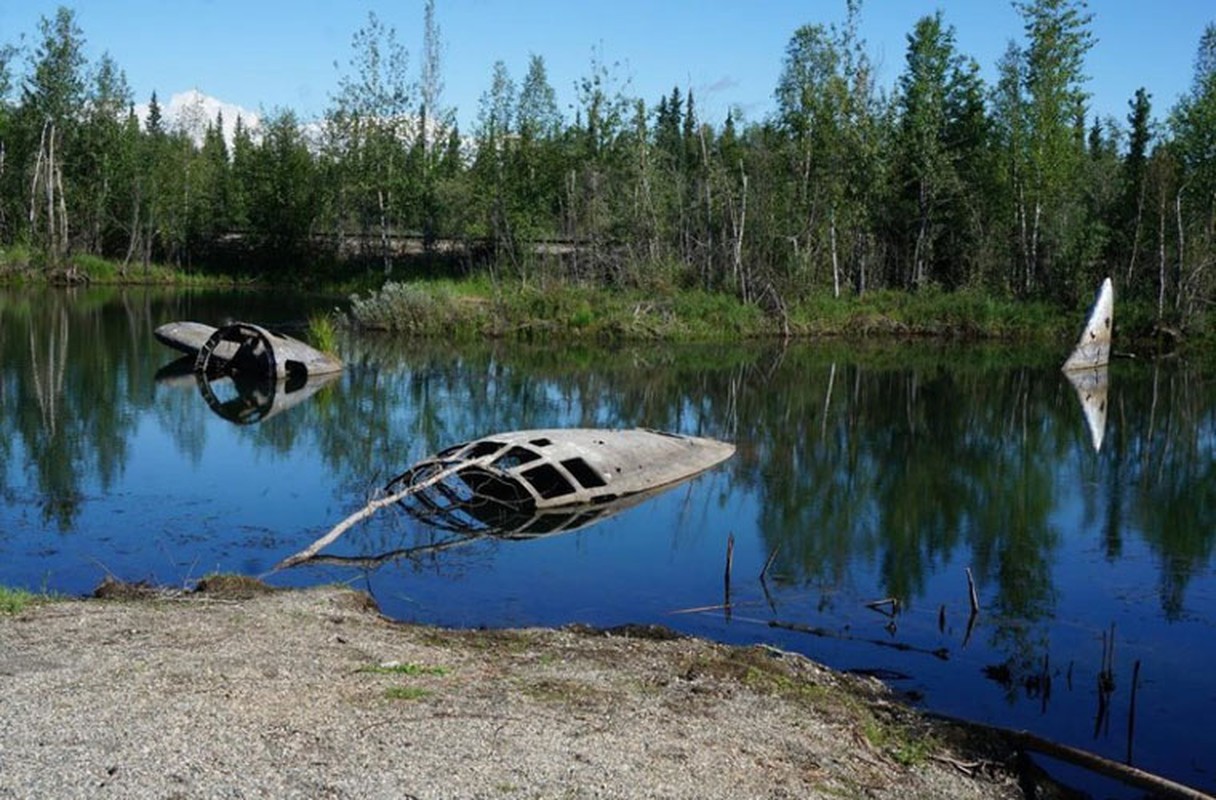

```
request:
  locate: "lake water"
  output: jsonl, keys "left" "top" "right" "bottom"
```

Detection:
{"left": 2, "top": 286, "right": 1214, "bottom": 796}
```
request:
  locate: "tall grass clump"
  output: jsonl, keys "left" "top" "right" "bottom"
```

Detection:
{"left": 307, "top": 311, "right": 339, "bottom": 354}
{"left": 0, "top": 586, "right": 42, "bottom": 614}
{"left": 72, "top": 253, "right": 119, "bottom": 281}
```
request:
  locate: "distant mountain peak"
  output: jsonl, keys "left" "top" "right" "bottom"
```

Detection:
{"left": 135, "top": 89, "right": 261, "bottom": 147}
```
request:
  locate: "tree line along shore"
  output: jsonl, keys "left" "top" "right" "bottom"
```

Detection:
{"left": 1, "top": 3, "right": 1214, "bottom": 347}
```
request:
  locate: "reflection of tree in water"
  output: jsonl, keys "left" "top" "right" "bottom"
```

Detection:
{"left": 5, "top": 291, "right": 1216, "bottom": 652}
{"left": 2, "top": 291, "right": 145, "bottom": 531}
{"left": 0, "top": 287, "right": 313, "bottom": 532}
{"left": 327, "top": 341, "right": 1088, "bottom": 665}
{"left": 1120, "top": 361, "right": 1216, "bottom": 620}
{"left": 728, "top": 349, "right": 1066, "bottom": 677}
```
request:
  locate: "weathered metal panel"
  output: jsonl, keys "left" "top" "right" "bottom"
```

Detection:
{"left": 393, "top": 428, "right": 736, "bottom": 514}
{"left": 154, "top": 321, "right": 343, "bottom": 378}
{"left": 1062, "top": 277, "right": 1113, "bottom": 371}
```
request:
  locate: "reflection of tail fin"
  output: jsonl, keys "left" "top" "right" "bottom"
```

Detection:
{"left": 1063, "top": 277, "right": 1113, "bottom": 371}
{"left": 1065, "top": 366, "right": 1108, "bottom": 453}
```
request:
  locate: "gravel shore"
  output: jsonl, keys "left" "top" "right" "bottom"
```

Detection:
{"left": 0, "top": 582, "right": 1023, "bottom": 799}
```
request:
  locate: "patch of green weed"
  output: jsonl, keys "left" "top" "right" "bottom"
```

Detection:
{"left": 307, "top": 311, "right": 339, "bottom": 354}
{"left": 384, "top": 686, "right": 431, "bottom": 701}
{"left": 0, "top": 586, "right": 43, "bottom": 614}
{"left": 862, "top": 712, "right": 938, "bottom": 767}
{"left": 359, "top": 661, "right": 449, "bottom": 677}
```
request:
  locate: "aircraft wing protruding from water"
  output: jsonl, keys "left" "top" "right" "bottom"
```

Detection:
{"left": 1063, "top": 277, "right": 1113, "bottom": 371}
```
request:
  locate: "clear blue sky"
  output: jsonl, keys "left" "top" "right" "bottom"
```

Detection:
{"left": 2, "top": 1, "right": 1211, "bottom": 133}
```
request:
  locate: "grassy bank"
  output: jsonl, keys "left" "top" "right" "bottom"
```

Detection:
{"left": 345, "top": 276, "right": 1110, "bottom": 344}
{"left": 0, "top": 247, "right": 256, "bottom": 289}
{"left": 0, "top": 586, "right": 49, "bottom": 614}
{"left": 2, "top": 248, "right": 1187, "bottom": 347}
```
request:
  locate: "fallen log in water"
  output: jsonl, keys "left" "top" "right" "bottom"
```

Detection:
{"left": 925, "top": 712, "right": 1214, "bottom": 800}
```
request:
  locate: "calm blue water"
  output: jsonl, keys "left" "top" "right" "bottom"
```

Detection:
{"left": 2, "top": 286, "right": 1214, "bottom": 797}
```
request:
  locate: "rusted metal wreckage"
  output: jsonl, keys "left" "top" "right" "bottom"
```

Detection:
{"left": 275, "top": 428, "right": 736, "bottom": 568}
{"left": 154, "top": 321, "right": 342, "bottom": 424}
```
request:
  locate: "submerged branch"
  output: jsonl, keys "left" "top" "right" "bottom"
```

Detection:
{"left": 927, "top": 712, "right": 1215, "bottom": 800}
{"left": 273, "top": 459, "right": 481, "bottom": 570}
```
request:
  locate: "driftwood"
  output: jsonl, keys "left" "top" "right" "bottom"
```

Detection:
{"left": 759, "top": 545, "right": 780, "bottom": 582}
{"left": 769, "top": 619, "right": 950, "bottom": 661}
{"left": 274, "top": 458, "right": 483, "bottom": 570}
{"left": 927, "top": 712, "right": 1215, "bottom": 800}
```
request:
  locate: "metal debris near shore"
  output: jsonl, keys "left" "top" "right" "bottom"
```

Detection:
{"left": 154, "top": 320, "right": 343, "bottom": 380}
{"left": 153, "top": 320, "right": 343, "bottom": 424}
{"left": 275, "top": 428, "right": 736, "bottom": 569}
{"left": 1062, "top": 277, "right": 1113, "bottom": 372}
{"left": 1062, "top": 278, "right": 1113, "bottom": 452}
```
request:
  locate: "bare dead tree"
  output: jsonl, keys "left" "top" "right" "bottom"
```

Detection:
{"left": 28, "top": 121, "right": 70, "bottom": 271}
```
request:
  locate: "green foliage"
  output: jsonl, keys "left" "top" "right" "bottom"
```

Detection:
{"left": 366, "top": 659, "right": 448, "bottom": 701}
{"left": 307, "top": 312, "right": 339, "bottom": 355}
{"left": 0, "top": 5, "right": 1213, "bottom": 327}
{"left": 862, "top": 717, "right": 937, "bottom": 767}
{"left": 343, "top": 276, "right": 1085, "bottom": 341}
{"left": 0, "top": 586, "right": 43, "bottom": 614}
{"left": 0, "top": 244, "right": 35, "bottom": 273}
{"left": 998, "top": 0, "right": 1096, "bottom": 298}
{"left": 72, "top": 253, "right": 118, "bottom": 280}
{"left": 348, "top": 280, "right": 476, "bottom": 334}
{"left": 359, "top": 662, "right": 449, "bottom": 676}
{"left": 1168, "top": 24, "right": 1216, "bottom": 319}
{"left": 383, "top": 686, "right": 431, "bottom": 700}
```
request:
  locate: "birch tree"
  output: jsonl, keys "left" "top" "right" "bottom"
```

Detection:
{"left": 0, "top": 42, "right": 18, "bottom": 242}
{"left": 471, "top": 60, "right": 516, "bottom": 264}
{"left": 1014, "top": 0, "right": 1094, "bottom": 297}
{"left": 1168, "top": 24, "right": 1216, "bottom": 318}
{"left": 415, "top": 0, "right": 450, "bottom": 249}
{"left": 776, "top": 23, "right": 848, "bottom": 295}
{"left": 775, "top": 3, "right": 880, "bottom": 298}
{"left": 894, "top": 12, "right": 957, "bottom": 289}
{"left": 328, "top": 12, "right": 413, "bottom": 274}
{"left": 20, "top": 7, "right": 88, "bottom": 267}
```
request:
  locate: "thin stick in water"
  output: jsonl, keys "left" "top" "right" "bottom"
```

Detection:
{"left": 1127, "top": 659, "right": 1142, "bottom": 765}
{"left": 723, "top": 533, "right": 735, "bottom": 597}
{"left": 759, "top": 545, "right": 779, "bottom": 582}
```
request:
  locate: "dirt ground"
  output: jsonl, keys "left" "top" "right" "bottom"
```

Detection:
{"left": 0, "top": 580, "right": 1027, "bottom": 799}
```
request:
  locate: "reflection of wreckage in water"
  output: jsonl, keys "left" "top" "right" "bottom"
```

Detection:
{"left": 1063, "top": 364, "right": 1108, "bottom": 453}
{"left": 275, "top": 428, "right": 736, "bottom": 568}
{"left": 154, "top": 321, "right": 342, "bottom": 424}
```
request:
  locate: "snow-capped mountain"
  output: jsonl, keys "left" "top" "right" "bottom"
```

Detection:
{"left": 135, "top": 89, "right": 261, "bottom": 148}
